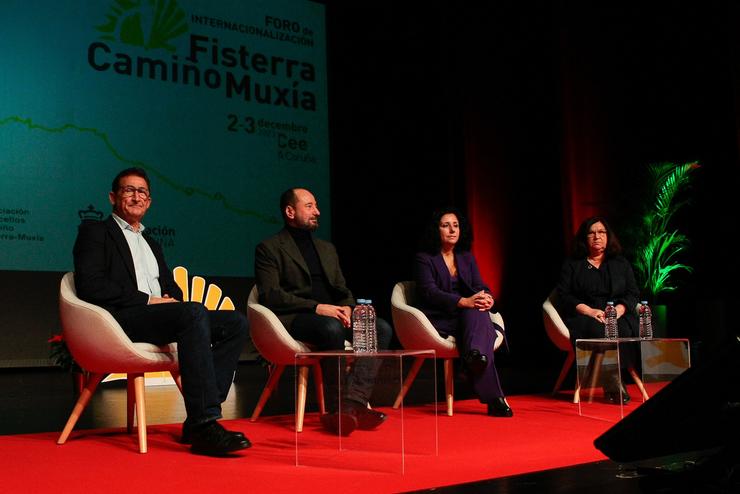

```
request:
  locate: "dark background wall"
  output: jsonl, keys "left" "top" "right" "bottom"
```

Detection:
{"left": 326, "top": 0, "right": 740, "bottom": 380}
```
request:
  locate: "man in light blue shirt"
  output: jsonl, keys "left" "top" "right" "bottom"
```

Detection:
{"left": 73, "top": 167, "right": 251, "bottom": 456}
{"left": 111, "top": 213, "right": 162, "bottom": 299}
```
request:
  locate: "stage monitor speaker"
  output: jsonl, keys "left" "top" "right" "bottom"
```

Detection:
{"left": 594, "top": 336, "right": 740, "bottom": 464}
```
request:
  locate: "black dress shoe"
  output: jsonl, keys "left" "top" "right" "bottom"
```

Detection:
{"left": 602, "top": 374, "right": 631, "bottom": 405}
{"left": 190, "top": 421, "right": 251, "bottom": 456}
{"left": 464, "top": 349, "right": 488, "bottom": 379}
{"left": 604, "top": 390, "right": 631, "bottom": 405}
{"left": 487, "top": 397, "right": 513, "bottom": 417}
{"left": 320, "top": 411, "right": 358, "bottom": 436}
{"left": 181, "top": 422, "right": 246, "bottom": 445}
{"left": 344, "top": 401, "right": 387, "bottom": 430}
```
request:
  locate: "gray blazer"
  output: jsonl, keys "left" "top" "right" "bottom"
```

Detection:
{"left": 254, "top": 228, "right": 354, "bottom": 327}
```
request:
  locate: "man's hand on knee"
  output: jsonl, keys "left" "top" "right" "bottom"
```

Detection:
{"left": 315, "top": 304, "right": 351, "bottom": 327}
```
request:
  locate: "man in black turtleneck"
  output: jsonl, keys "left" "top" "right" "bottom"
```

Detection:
{"left": 254, "top": 187, "right": 393, "bottom": 435}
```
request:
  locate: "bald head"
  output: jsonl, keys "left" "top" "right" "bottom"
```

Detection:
{"left": 282, "top": 188, "right": 320, "bottom": 231}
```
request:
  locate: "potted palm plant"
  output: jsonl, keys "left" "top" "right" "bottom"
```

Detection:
{"left": 633, "top": 161, "right": 700, "bottom": 334}
{"left": 49, "top": 333, "right": 87, "bottom": 394}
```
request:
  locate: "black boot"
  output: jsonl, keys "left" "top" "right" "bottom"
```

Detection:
{"left": 487, "top": 397, "right": 513, "bottom": 417}
{"left": 602, "top": 371, "right": 630, "bottom": 405}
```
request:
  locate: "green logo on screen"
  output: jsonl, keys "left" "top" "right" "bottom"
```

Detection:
{"left": 96, "top": 0, "right": 189, "bottom": 52}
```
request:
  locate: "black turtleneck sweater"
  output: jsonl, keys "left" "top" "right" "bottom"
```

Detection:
{"left": 286, "top": 226, "right": 335, "bottom": 305}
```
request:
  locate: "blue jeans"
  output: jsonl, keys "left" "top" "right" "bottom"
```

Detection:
{"left": 113, "top": 302, "right": 249, "bottom": 426}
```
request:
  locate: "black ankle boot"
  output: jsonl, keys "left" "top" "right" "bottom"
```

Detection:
{"left": 487, "top": 397, "right": 513, "bottom": 417}
{"left": 602, "top": 372, "right": 631, "bottom": 405}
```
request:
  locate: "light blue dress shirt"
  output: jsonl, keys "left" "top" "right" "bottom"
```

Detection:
{"left": 112, "top": 213, "right": 162, "bottom": 298}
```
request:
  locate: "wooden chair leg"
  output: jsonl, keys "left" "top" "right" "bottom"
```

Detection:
{"left": 553, "top": 350, "right": 575, "bottom": 395}
{"left": 628, "top": 367, "right": 650, "bottom": 401}
{"left": 444, "top": 358, "right": 455, "bottom": 416}
{"left": 393, "top": 357, "right": 425, "bottom": 409}
{"left": 250, "top": 364, "right": 285, "bottom": 422}
{"left": 170, "top": 370, "right": 183, "bottom": 394}
{"left": 57, "top": 372, "right": 104, "bottom": 445}
{"left": 132, "top": 374, "right": 147, "bottom": 453}
{"left": 126, "top": 377, "right": 136, "bottom": 433}
{"left": 295, "top": 365, "right": 310, "bottom": 432}
{"left": 312, "top": 362, "right": 325, "bottom": 415}
{"left": 574, "top": 350, "right": 602, "bottom": 404}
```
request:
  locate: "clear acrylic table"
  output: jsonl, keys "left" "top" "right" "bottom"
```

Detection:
{"left": 294, "top": 349, "right": 438, "bottom": 474}
{"left": 575, "top": 337, "right": 690, "bottom": 421}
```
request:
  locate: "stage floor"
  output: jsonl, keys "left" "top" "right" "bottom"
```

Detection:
{"left": 0, "top": 362, "right": 723, "bottom": 493}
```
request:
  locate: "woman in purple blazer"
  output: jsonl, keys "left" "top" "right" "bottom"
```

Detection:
{"left": 414, "top": 208, "right": 512, "bottom": 417}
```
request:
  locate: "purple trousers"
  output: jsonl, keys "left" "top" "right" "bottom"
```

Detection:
{"left": 429, "top": 308, "right": 505, "bottom": 403}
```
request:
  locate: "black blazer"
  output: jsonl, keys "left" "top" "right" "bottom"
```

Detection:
{"left": 556, "top": 255, "right": 639, "bottom": 320}
{"left": 73, "top": 216, "right": 181, "bottom": 315}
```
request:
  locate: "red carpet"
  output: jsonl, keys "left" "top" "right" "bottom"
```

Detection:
{"left": 0, "top": 393, "right": 637, "bottom": 493}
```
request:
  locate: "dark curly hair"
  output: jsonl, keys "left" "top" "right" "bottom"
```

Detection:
{"left": 572, "top": 216, "right": 623, "bottom": 258}
{"left": 419, "top": 207, "right": 473, "bottom": 254}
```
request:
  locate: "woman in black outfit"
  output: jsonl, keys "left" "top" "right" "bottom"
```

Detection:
{"left": 556, "top": 216, "right": 639, "bottom": 403}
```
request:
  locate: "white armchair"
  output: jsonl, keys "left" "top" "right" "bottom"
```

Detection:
{"left": 390, "top": 281, "right": 505, "bottom": 416}
{"left": 56, "top": 272, "right": 181, "bottom": 453}
{"left": 542, "top": 289, "right": 575, "bottom": 396}
{"left": 542, "top": 290, "right": 649, "bottom": 403}
{"left": 246, "top": 285, "right": 325, "bottom": 432}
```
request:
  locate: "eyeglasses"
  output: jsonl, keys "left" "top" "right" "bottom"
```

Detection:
{"left": 119, "top": 186, "right": 150, "bottom": 198}
{"left": 587, "top": 230, "right": 607, "bottom": 237}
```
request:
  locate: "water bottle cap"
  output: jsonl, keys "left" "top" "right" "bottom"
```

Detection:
{"left": 607, "top": 301, "right": 614, "bottom": 305}
{"left": 640, "top": 301, "right": 648, "bottom": 304}
{"left": 356, "top": 299, "right": 366, "bottom": 304}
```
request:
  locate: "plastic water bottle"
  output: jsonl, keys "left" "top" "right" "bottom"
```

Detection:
{"left": 604, "top": 301, "right": 618, "bottom": 339}
{"left": 352, "top": 300, "right": 367, "bottom": 352}
{"left": 365, "top": 299, "right": 377, "bottom": 353}
{"left": 639, "top": 301, "right": 653, "bottom": 339}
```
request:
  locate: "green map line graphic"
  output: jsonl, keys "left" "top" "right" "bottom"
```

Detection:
{"left": 0, "top": 116, "right": 279, "bottom": 224}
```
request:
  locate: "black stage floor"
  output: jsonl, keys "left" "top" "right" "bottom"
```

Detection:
{"left": 1, "top": 362, "right": 734, "bottom": 493}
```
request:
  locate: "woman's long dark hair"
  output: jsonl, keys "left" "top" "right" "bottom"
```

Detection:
{"left": 419, "top": 207, "right": 473, "bottom": 254}
{"left": 572, "top": 216, "right": 623, "bottom": 258}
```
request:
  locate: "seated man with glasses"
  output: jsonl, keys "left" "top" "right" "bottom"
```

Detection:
{"left": 73, "top": 167, "right": 251, "bottom": 456}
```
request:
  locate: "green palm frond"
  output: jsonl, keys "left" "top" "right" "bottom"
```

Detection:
{"left": 647, "top": 162, "right": 697, "bottom": 232}
{"left": 640, "top": 231, "right": 693, "bottom": 292}
{"left": 634, "top": 162, "right": 698, "bottom": 298}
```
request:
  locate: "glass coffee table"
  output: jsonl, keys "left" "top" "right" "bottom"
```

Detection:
{"left": 575, "top": 337, "right": 690, "bottom": 421}
{"left": 294, "top": 349, "right": 438, "bottom": 474}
